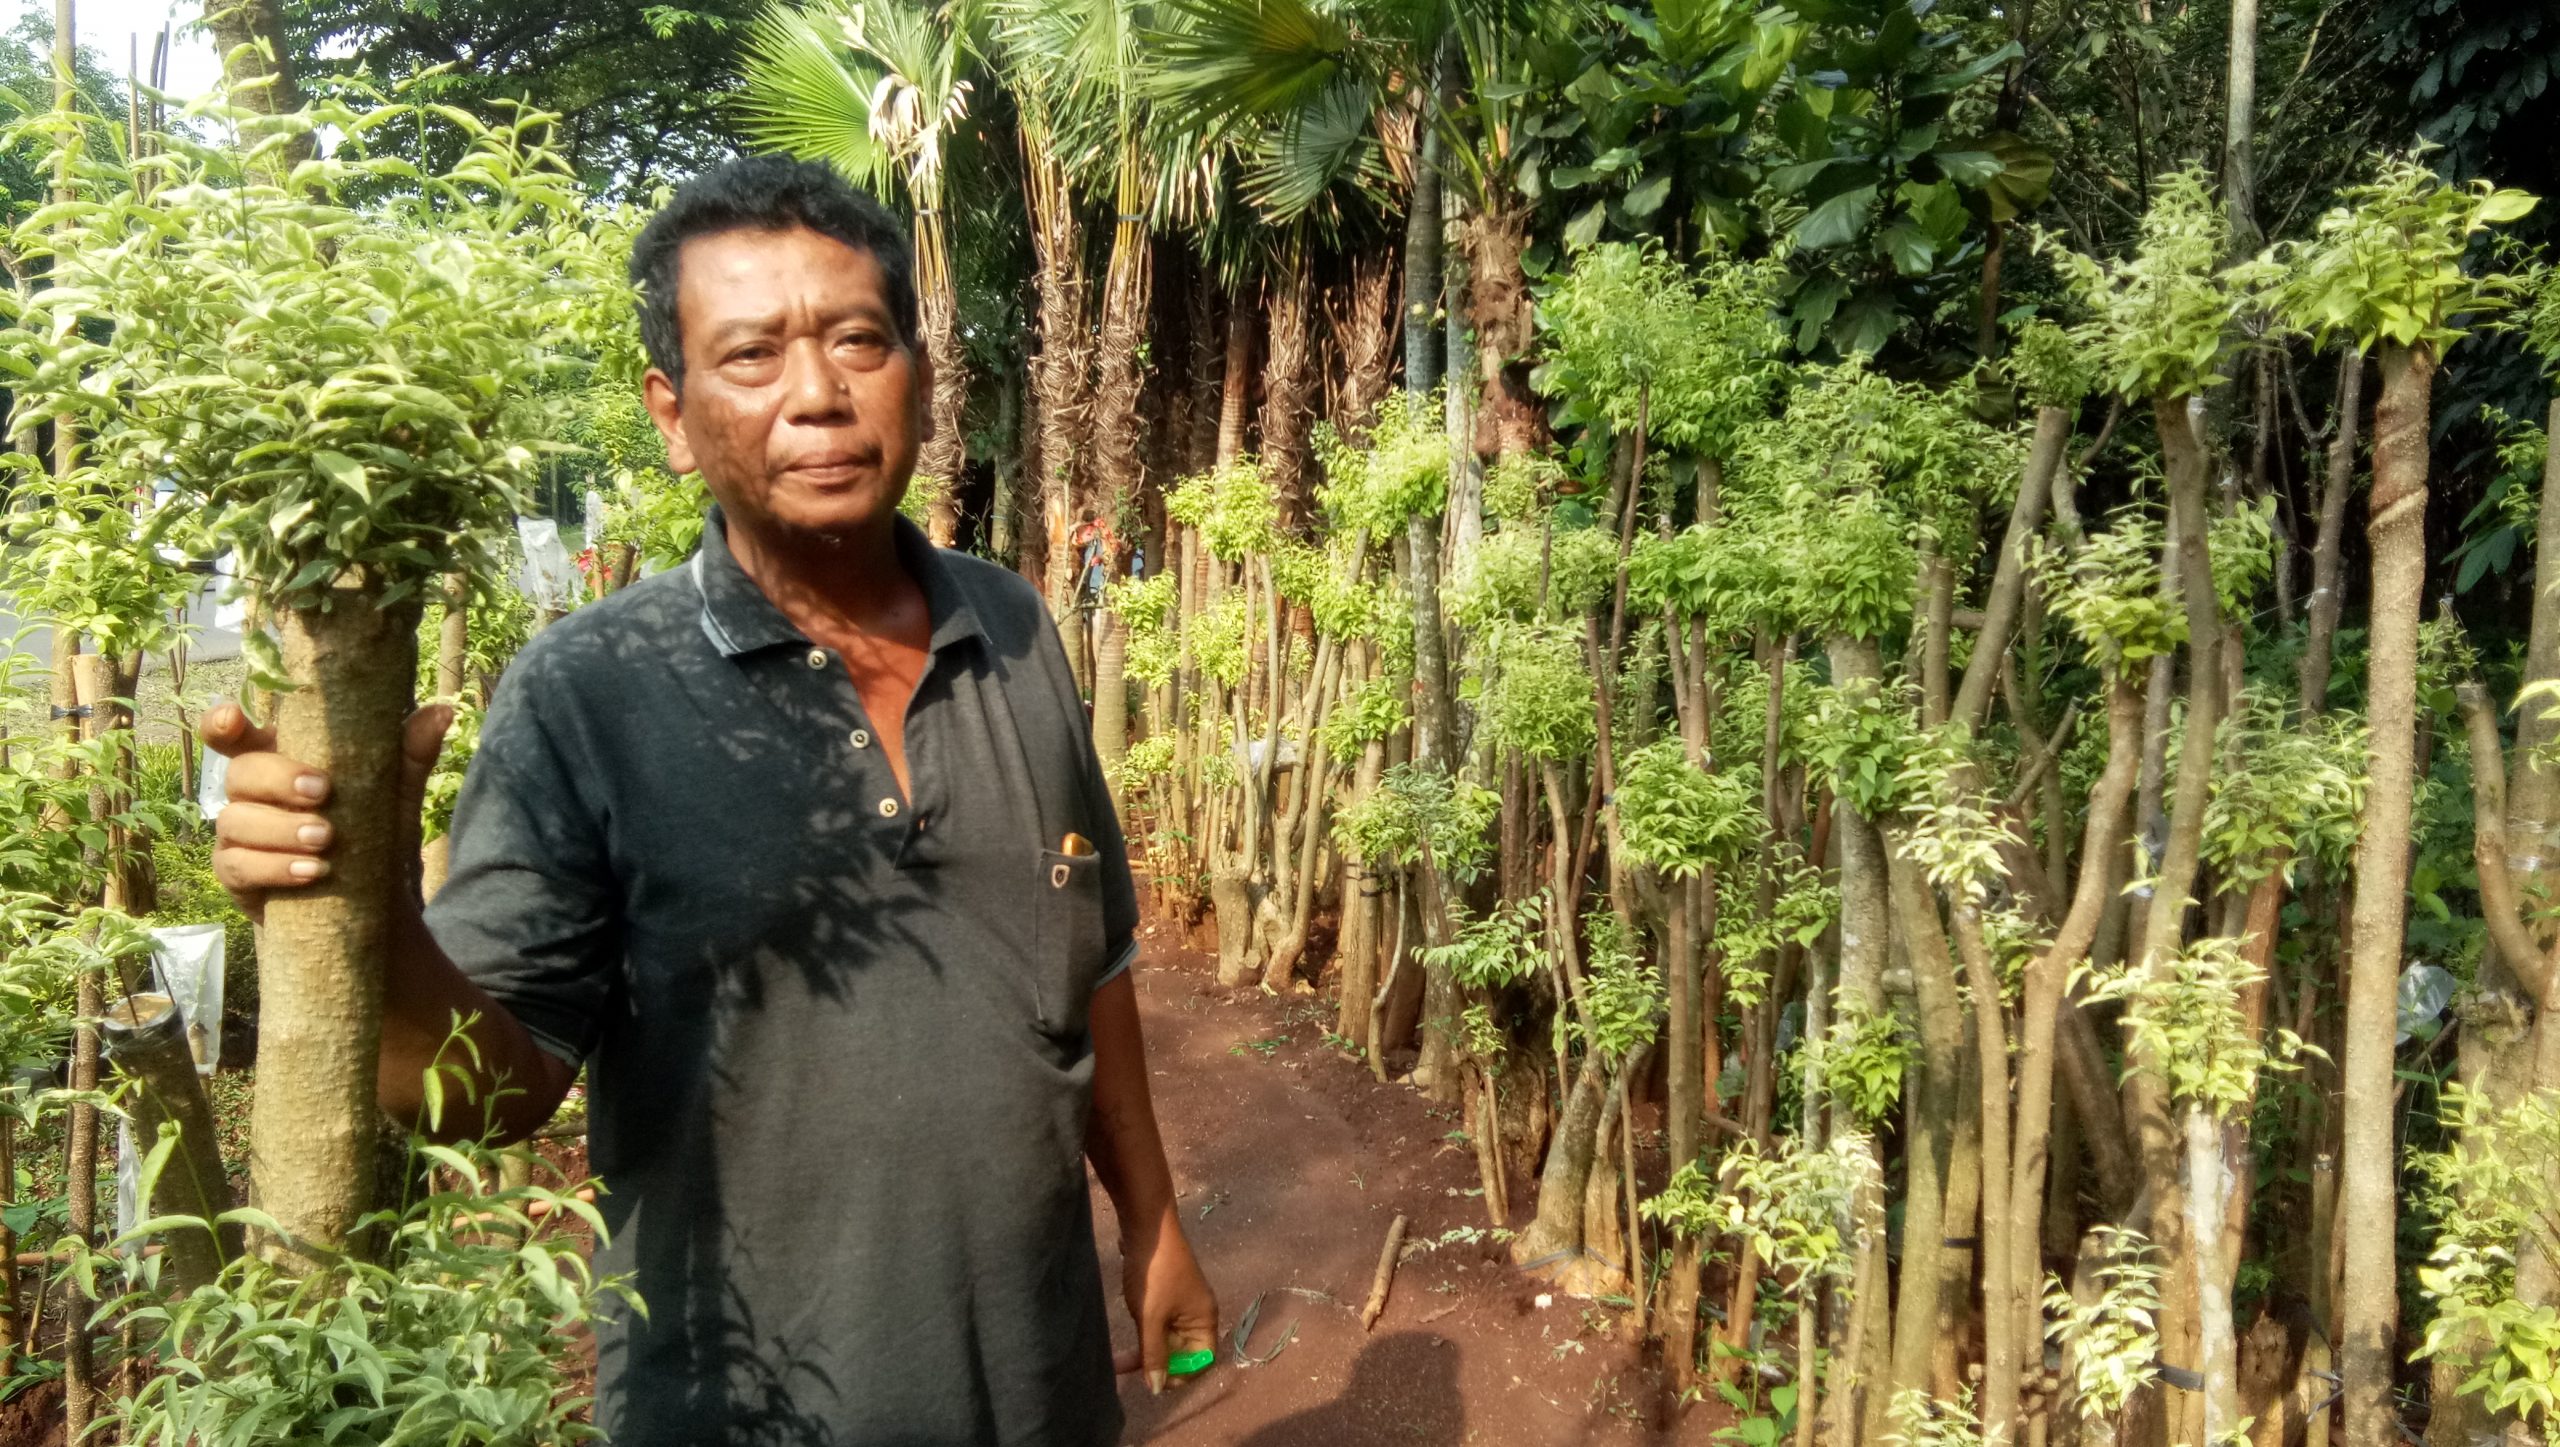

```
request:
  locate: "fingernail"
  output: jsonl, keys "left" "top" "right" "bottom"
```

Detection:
{"left": 1148, "top": 1371, "right": 1165, "bottom": 1396}
{"left": 297, "top": 823, "right": 331, "bottom": 847}
{"left": 295, "top": 775, "right": 327, "bottom": 800}
{"left": 289, "top": 859, "right": 327, "bottom": 880}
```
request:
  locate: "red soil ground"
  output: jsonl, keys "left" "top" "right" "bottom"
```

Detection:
{"left": 1100, "top": 923, "right": 1714, "bottom": 1445}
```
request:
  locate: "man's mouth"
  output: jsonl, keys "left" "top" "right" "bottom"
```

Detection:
{"left": 781, "top": 453, "right": 877, "bottom": 483}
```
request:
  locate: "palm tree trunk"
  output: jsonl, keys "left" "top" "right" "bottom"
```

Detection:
{"left": 1462, "top": 193, "right": 1544, "bottom": 461}
{"left": 1259, "top": 244, "right": 1317, "bottom": 529}
{"left": 1022, "top": 130, "right": 1087, "bottom": 619}
{"left": 1088, "top": 167, "right": 1153, "bottom": 530}
{"left": 915, "top": 205, "right": 970, "bottom": 547}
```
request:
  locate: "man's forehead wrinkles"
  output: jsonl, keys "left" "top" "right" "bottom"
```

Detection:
{"left": 692, "top": 290, "right": 893, "bottom": 337}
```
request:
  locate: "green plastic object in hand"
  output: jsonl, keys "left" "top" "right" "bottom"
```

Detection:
{"left": 1165, "top": 1348, "right": 1215, "bottom": 1379}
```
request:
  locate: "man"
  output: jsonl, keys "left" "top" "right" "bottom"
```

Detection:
{"left": 204, "top": 156, "right": 1217, "bottom": 1445}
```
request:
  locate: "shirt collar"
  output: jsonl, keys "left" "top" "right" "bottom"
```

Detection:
{"left": 691, "top": 506, "right": 984, "bottom": 659}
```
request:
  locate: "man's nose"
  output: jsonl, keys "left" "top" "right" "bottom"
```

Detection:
{"left": 779, "top": 338, "right": 855, "bottom": 424}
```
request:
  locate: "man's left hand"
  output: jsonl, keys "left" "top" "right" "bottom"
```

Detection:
{"left": 1113, "top": 1221, "right": 1217, "bottom": 1394}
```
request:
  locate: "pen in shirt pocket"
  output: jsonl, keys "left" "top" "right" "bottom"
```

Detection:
{"left": 1059, "top": 832, "right": 1095, "bottom": 857}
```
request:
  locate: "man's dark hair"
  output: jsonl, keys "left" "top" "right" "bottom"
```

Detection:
{"left": 629, "top": 155, "right": 919, "bottom": 390}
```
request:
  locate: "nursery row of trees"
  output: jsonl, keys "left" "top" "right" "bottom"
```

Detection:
{"left": 1084, "top": 164, "right": 2560, "bottom": 1447}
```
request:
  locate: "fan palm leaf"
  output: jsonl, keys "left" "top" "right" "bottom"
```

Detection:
{"left": 737, "top": 5, "right": 891, "bottom": 190}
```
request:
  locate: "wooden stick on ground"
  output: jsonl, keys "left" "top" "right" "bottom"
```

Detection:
{"left": 1361, "top": 1213, "right": 1410, "bottom": 1332}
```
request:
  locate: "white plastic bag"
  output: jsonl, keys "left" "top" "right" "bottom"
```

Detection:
{"left": 515, "top": 517, "right": 581, "bottom": 614}
{"left": 115, "top": 1117, "right": 140, "bottom": 1239}
{"left": 196, "top": 745, "right": 229, "bottom": 822}
{"left": 2396, "top": 960, "right": 2456, "bottom": 1046}
{"left": 149, "top": 923, "right": 227, "bottom": 1074}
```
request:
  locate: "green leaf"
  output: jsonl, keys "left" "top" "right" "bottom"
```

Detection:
{"left": 1878, "top": 221, "right": 1935, "bottom": 275}
{"left": 1765, "top": 158, "right": 1834, "bottom": 196}
{"left": 312, "top": 449, "right": 371, "bottom": 502}
{"left": 1933, "top": 149, "right": 2003, "bottom": 185}
{"left": 1623, "top": 172, "right": 1673, "bottom": 217}
{"left": 1564, "top": 199, "right": 1609, "bottom": 250}
{"left": 1793, "top": 186, "right": 1877, "bottom": 251}
{"left": 2478, "top": 191, "right": 2538, "bottom": 225}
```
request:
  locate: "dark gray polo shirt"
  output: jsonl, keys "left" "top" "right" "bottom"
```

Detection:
{"left": 425, "top": 511, "right": 1138, "bottom": 1446}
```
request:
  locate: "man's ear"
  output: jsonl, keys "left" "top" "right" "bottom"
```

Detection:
{"left": 643, "top": 368, "right": 699, "bottom": 476}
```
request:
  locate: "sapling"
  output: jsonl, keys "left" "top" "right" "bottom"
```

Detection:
{"left": 2273, "top": 153, "right": 2535, "bottom": 1440}
{"left": 11, "top": 95, "right": 604, "bottom": 1268}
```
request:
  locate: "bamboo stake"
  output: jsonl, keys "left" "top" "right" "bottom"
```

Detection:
{"left": 1360, "top": 1213, "right": 1409, "bottom": 1331}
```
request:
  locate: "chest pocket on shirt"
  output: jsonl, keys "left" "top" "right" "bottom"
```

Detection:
{"left": 1032, "top": 848, "right": 1105, "bottom": 1038}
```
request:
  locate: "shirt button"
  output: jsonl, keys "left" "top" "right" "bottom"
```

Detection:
{"left": 878, "top": 797, "right": 900, "bottom": 819}
{"left": 849, "top": 728, "right": 872, "bottom": 749}
{"left": 806, "top": 648, "right": 829, "bottom": 669}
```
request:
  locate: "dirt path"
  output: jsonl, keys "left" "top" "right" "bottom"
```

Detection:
{"left": 1096, "top": 928, "right": 1709, "bottom": 1446}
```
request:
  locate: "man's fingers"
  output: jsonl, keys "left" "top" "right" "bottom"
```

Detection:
{"left": 1139, "top": 1307, "right": 1170, "bottom": 1396}
{"left": 220, "top": 747, "right": 331, "bottom": 809}
{"left": 198, "top": 700, "right": 276, "bottom": 760}
{"left": 215, "top": 800, "right": 332, "bottom": 855}
{"left": 399, "top": 703, "right": 455, "bottom": 804}
{"left": 213, "top": 843, "right": 328, "bottom": 894}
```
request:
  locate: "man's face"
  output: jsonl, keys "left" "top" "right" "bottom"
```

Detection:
{"left": 643, "top": 224, "right": 930, "bottom": 540}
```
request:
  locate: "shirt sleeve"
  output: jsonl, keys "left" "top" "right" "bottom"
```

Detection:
{"left": 423, "top": 672, "right": 621, "bottom": 1065}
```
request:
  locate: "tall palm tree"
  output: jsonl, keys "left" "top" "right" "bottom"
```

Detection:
{"left": 992, "top": 0, "right": 1172, "bottom": 593}
{"left": 741, "top": 0, "right": 977, "bottom": 546}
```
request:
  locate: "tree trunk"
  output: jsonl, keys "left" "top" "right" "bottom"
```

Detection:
{"left": 1333, "top": 246, "right": 1399, "bottom": 437}
{"left": 1087, "top": 189, "right": 1152, "bottom": 531}
{"left": 1260, "top": 246, "right": 1317, "bottom": 528}
{"left": 2339, "top": 343, "right": 2433, "bottom": 1444}
{"left": 2122, "top": 390, "right": 2225, "bottom": 1443}
{"left": 1952, "top": 407, "right": 2067, "bottom": 730}
{"left": 1512, "top": 1052, "right": 1611, "bottom": 1275}
{"left": 421, "top": 573, "right": 469, "bottom": 898}
{"left": 204, "top": 0, "right": 308, "bottom": 130}
{"left": 2298, "top": 352, "right": 2363, "bottom": 713}
{"left": 1023, "top": 132, "right": 1087, "bottom": 620}
{"left": 2012, "top": 675, "right": 2145, "bottom": 1383}
{"left": 1403, "top": 521, "right": 1457, "bottom": 769}
{"left": 1093, "top": 609, "right": 1128, "bottom": 797}
{"left": 1218, "top": 294, "right": 1255, "bottom": 466}
{"left": 2222, "top": 0, "right": 2261, "bottom": 253}
{"left": 915, "top": 205, "right": 969, "bottom": 548}
{"left": 249, "top": 582, "right": 422, "bottom": 1269}
{"left": 1462, "top": 195, "right": 1544, "bottom": 461}
{"left": 1403, "top": 125, "right": 1443, "bottom": 396}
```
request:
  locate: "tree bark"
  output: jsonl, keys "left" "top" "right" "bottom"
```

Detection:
{"left": 915, "top": 204, "right": 969, "bottom": 548}
{"left": 2298, "top": 352, "right": 2363, "bottom": 714}
{"left": 2222, "top": 0, "right": 2261, "bottom": 253}
{"left": 1952, "top": 406, "right": 2067, "bottom": 731}
{"left": 1023, "top": 131, "right": 1087, "bottom": 621}
{"left": 1462, "top": 196, "right": 1544, "bottom": 461}
{"left": 2339, "top": 342, "right": 2433, "bottom": 1443}
{"left": 249, "top": 582, "right": 422, "bottom": 1270}
{"left": 1259, "top": 246, "right": 1317, "bottom": 528}
{"left": 1093, "top": 609, "right": 1128, "bottom": 796}
{"left": 1402, "top": 125, "right": 1443, "bottom": 395}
